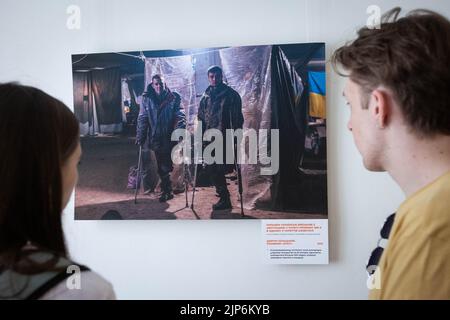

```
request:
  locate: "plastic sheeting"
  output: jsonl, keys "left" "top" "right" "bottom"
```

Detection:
{"left": 144, "top": 56, "right": 196, "bottom": 127}
{"left": 144, "top": 46, "right": 274, "bottom": 208}
{"left": 143, "top": 45, "right": 326, "bottom": 212}
{"left": 220, "top": 45, "right": 273, "bottom": 209}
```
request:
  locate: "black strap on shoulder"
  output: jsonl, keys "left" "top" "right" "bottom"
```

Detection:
{"left": 26, "top": 265, "right": 90, "bottom": 300}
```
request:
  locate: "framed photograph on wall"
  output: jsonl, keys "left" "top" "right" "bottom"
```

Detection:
{"left": 72, "top": 43, "right": 327, "bottom": 222}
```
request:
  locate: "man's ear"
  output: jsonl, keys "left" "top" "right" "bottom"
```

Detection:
{"left": 371, "top": 89, "right": 390, "bottom": 129}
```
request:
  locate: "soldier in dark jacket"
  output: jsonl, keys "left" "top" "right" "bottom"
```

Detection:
{"left": 198, "top": 66, "right": 244, "bottom": 210}
{"left": 136, "top": 74, "right": 186, "bottom": 202}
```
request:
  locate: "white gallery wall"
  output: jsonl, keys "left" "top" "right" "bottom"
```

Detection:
{"left": 1, "top": 0, "right": 448, "bottom": 299}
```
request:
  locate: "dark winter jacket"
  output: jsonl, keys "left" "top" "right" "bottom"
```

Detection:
{"left": 136, "top": 87, "right": 186, "bottom": 153}
{"left": 198, "top": 83, "right": 243, "bottom": 133}
{"left": 198, "top": 83, "right": 243, "bottom": 171}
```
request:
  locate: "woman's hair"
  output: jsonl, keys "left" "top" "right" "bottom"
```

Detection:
{"left": 0, "top": 83, "right": 79, "bottom": 274}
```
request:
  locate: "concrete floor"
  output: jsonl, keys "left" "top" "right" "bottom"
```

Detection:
{"left": 75, "top": 135, "right": 327, "bottom": 220}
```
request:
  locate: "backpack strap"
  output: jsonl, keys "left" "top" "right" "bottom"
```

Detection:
{"left": 25, "top": 264, "right": 90, "bottom": 300}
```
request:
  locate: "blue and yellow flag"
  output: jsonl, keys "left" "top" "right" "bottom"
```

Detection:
{"left": 308, "top": 71, "right": 326, "bottom": 118}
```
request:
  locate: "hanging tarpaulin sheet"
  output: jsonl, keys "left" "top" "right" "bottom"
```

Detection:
{"left": 73, "top": 71, "right": 91, "bottom": 124}
{"left": 308, "top": 71, "right": 326, "bottom": 119}
{"left": 270, "top": 46, "right": 308, "bottom": 211}
{"left": 73, "top": 71, "right": 94, "bottom": 135}
{"left": 141, "top": 44, "right": 324, "bottom": 212}
{"left": 91, "top": 67, "right": 123, "bottom": 132}
{"left": 144, "top": 56, "right": 196, "bottom": 128}
{"left": 220, "top": 45, "right": 273, "bottom": 210}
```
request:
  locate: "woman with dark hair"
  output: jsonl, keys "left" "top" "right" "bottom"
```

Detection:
{"left": 0, "top": 83, "right": 115, "bottom": 300}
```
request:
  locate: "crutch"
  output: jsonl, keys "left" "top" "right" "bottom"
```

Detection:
{"left": 229, "top": 109, "right": 245, "bottom": 217}
{"left": 134, "top": 145, "right": 143, "bottom": 204}
{"left": 190, "top": 154, "right": 199, "bottom": 210}
{"left": 183, "top": 161, "right": 189, "bottom": 208}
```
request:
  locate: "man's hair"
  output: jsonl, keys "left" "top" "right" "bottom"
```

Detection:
{"left": 151, "top": 74, "right": 163, "bottom": 82}
{"left": 332, "top": 7, "right": 450, "bottom": 136}
{"left": 207, "top": 65, "right": 223, "bottom": 76}
{"left": 146, "top": 74, "right": 165, "bottom": 93}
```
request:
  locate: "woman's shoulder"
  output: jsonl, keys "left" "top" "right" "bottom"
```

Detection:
{"left": 40, "top": 270, "right": 116, "bottom": 300}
